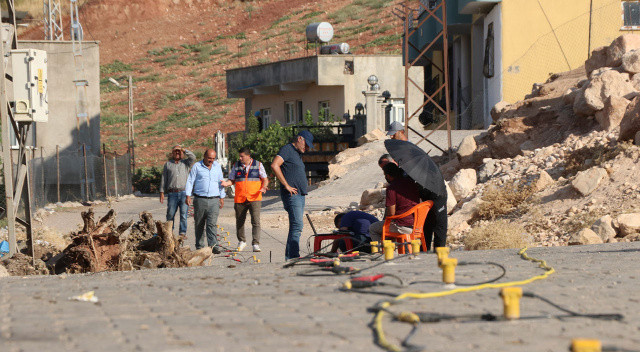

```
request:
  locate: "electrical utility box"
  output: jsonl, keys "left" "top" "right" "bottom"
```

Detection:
{"left": 10, "top": 49, "right": 48, "bottom": 123}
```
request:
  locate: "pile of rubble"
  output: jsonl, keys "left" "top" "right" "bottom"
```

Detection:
{"left": 443, "top": 34, "right": 640, "bottom": 249}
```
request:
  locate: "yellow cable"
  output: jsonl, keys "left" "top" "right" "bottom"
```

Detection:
{"left": 372, "top": 247, "right": 555, "bottom": 352}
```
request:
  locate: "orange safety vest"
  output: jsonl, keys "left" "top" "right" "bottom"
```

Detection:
{"left": 233, "top": 159, "right": 263, "bottom": 203}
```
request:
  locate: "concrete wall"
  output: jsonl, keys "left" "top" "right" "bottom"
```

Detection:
{"left": 17, "top": 41, "right": 101, "bottom": 157}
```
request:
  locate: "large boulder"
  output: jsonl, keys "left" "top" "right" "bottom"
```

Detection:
{"left": 607, "top": 34, "right": 640, "bottom": 67}
{"left": 632, "top": 73, "right": 640, "bottom": 90}
{"left": 585, "top": 46, "right": 608, "bottom": 76}
{"left": 0, "top": 264, "right": 9, "bottom": 278}
{"left": 591, "top": 215, "right": 617, "bottom": 242}
{"left": 456, "top": 135, "right": 477, "bottom": 162}
{"left": 357, "top": 129, "right": 386, "bottom": 146}
{"left": 573, "top": 85, "right": 596, "bottom": 116}
{"left": 359, "top": 188, "right": 385, "bottom": 207}
{"left": 571, "top": 167, "right": 608, "bottom": 196}
{"left": 562, "top": 87, "right": 580, "bottom": 105}
{"left": 440, "top": 157, "right": 460, "bottom": 180}
{"left": 448, "top": 197, "right": 484, "bottom": 237}
{"left": 617, "top": 213, "right": 640, "bottom": 236}
{"left": 449, "top": 169, "right": 477, "bottom": 201}
{"left": 445, "top": 182, "right": 456, "bottom": 215}
{"left": 594, "top": 96, "right": 630, "bottom": 131}
{"left": 568, "top": 228, "right": 604, "bottom": 245}
{"left": 583, "top": 70, "right": 637, "bottom": 111}
{"left": 490, "top": 101, "right": 511, "bottom": 123}
{"left": 534, "top": 170, "right": 554, "bottom": 191}
{"left": 619, "top": 96, "right": 640, "bottom": 141}
{"left": 622, "top": 49, "right": 640, "bottom": 73}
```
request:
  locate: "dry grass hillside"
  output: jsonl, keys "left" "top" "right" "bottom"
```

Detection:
{"left": 18, "top": 0, "right": 405, "bottom": 167}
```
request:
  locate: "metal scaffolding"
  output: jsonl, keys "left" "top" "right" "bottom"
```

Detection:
{"left": 43, "top": 0, "right": 64, "bottom": 41}
{"left": 1, "top": 0, "right": 35, "bottom": 260}
{"left": 394, "top": 0, "right": 451, "bottom": 153}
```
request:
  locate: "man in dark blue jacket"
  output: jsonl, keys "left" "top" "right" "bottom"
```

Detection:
{"left": 330, "top": 211, "right": 379, "bottom": 253}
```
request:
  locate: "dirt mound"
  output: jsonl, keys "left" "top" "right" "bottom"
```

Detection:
{"left": 2, "top": 253, "right": 48, "bottom": 276}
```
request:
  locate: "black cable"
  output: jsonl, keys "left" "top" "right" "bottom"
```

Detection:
{"left": 523, "top": 292, "right": 624, "bottom": 321}
{"left": 350, "top": 253, "right": 415, "bottom": 275}
{"left": 408, "top": 261, "right": 507, "bottom": 287}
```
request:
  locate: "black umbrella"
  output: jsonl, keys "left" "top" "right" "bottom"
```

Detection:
{"left": 384, "top": 139, "right": 447, "bottom": 198}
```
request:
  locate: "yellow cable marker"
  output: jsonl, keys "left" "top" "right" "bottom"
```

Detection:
{"left": 571, "top": 339, "right": 601, "bottom": 352}
{"left": 435, "top": 247, "right": 450, "bottom": 265}
{"left": 439, "top": 257, "right": 457, "bottom": 284}
{"left": 500, "top": 287, "right": 523, "bottom": 320}
{"left": 383, "top": 242, "right": 395, "bottom": 261}
{"left": 370, "top": 241, "right": 379, "bottom": 253}
{"left": 410, "top": 240, "right": 421, "bottom": 254}
{"left": 372, "top": 247, "right": 556, "bottom": 352}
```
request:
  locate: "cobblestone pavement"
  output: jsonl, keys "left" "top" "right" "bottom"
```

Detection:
{"left": 2, "top": 241, "right": 639, "bottom": 351}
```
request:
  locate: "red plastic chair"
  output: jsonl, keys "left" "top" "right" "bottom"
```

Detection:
{"left": 382, "top": 200, "right": 433, "bottom": 254}
{"left": 313, "top": 234, "right": 353, "bottom": 253}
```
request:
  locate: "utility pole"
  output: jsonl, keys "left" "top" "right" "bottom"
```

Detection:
{"left": 1, "top": 0, "right": 48, "bottom": 260}
{"left": 128, "top": 75, "right": 135, "bottom": 176}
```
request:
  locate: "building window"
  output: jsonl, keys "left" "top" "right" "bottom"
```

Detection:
{"left": 623, "top": 1, "right": 640, "bottom": 29}
{"left": 285, "top": 101, "right": 295, "bottom": 125}
{"left": 261, "top": 108, "right": 271, "bottom": 129}
{"left": 297, "top": 101, "right": 304, "bottom": 123}
{"left": 318, "top": 101, "right": 330, "bottom": 120}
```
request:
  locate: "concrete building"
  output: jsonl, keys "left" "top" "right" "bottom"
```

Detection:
{"left": 15, "top": 40, "right": 101, "bottom": 157}
{"left": 226, "top": 55, "right": 424, "bottom": 134}
{"left": 410, "top": 0, "right": 637, "bottom": 129}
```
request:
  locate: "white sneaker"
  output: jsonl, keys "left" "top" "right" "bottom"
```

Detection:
{"left": 237, "top": 241, "right": 247, "bottom": 251}
{"left": 252, "top": 244, "right": 261, "bottom": 252}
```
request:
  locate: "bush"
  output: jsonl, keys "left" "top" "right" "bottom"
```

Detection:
{"left": 475, "top": 180, "right": 536, "bottom": 221}
{"left": 133, "top": 167, "right": 162, "bottom": 193}
{"left": 463, "top": 220, "right": 529, "bottom": 250}
{"left": 228, "top": 117, "right": 293, "bottom": 178}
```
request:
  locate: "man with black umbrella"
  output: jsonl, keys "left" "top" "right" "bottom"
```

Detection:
{"left": 383, "top": 139, "right": 448, "bottom": 251}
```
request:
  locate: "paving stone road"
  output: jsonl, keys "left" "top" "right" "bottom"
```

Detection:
{"left": 2, "top": 240, "right": 639, "bottom": 352}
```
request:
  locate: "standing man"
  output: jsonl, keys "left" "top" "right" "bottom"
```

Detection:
{"left": 185, "top": 149, "right": 226, "bottom": 253}
{"left": 223, "top": 147, "right": 269, "bottom": 252}
{"left": 386, "top": 121, "right": 408, "bottom": 141}
{"left": 160, "top": 145, "right": 196, "bottom": 237}
{"left": 271, "top": 130, "right": 314, "bottom": 260}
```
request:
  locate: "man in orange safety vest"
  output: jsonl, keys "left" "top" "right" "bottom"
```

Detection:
{"left": 222, "top": 147, "right": 269, "bottom": 252}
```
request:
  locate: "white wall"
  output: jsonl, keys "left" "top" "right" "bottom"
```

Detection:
{"left": 484, "top": 3, "right": 502, "bottom": 128}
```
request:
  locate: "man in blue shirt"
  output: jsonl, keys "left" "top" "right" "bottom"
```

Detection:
{"left": 185, "top": 149, "right": 226, "bottom": 253}
{"left": 271, "top": 130, "right": 313, "bottom": 260}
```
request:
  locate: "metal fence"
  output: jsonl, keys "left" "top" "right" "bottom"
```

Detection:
{"left": 25, "top": 145, "right": 132, "bottom": 210}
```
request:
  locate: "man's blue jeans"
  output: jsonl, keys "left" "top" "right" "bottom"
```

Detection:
{"left": 281, "top": 193, "right": 305, "bottom": 260}
{"left": 166, "top": 191, "right": 188, "bottom": 234}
